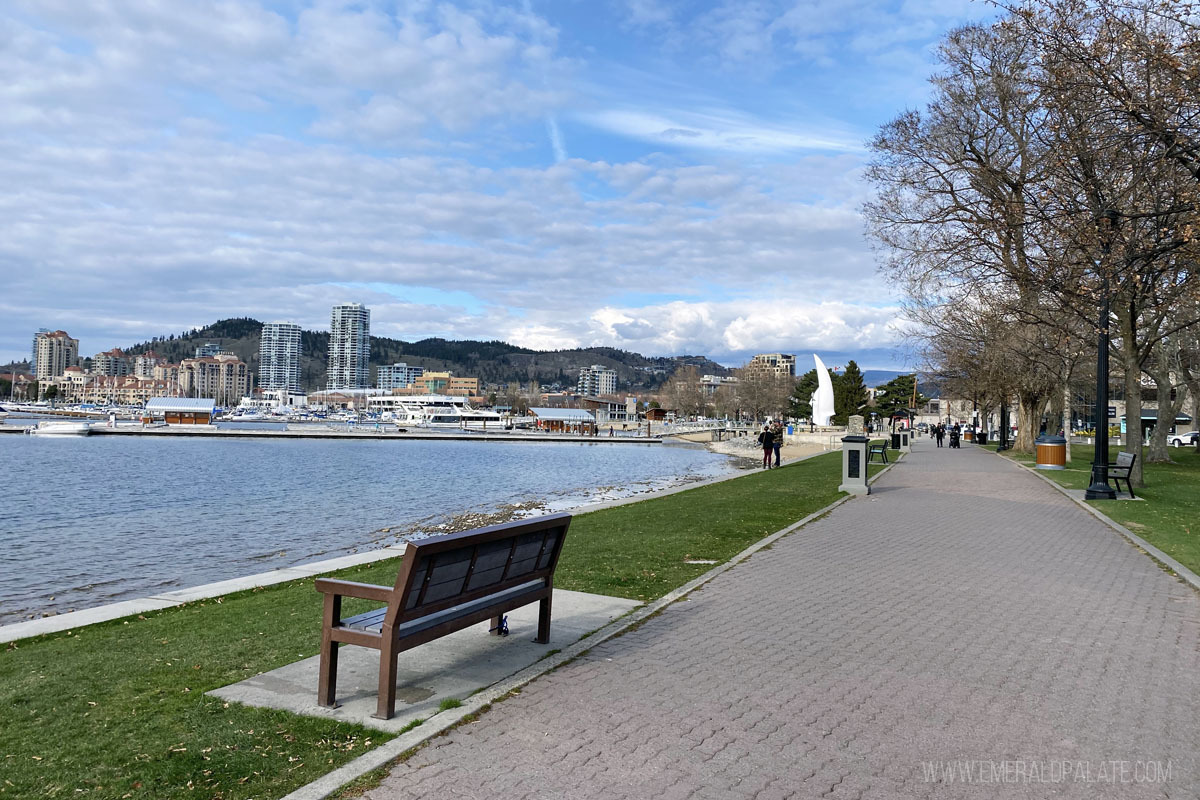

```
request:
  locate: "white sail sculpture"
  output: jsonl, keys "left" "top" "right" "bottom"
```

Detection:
{"left": 810, "top": 354, "right": 835, "bottom": 427}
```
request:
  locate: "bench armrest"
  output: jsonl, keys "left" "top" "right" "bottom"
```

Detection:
{"left": 315, "top": 578, "right": 393, "bottom": 603}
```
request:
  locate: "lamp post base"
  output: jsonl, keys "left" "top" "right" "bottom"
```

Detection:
{"left": 1085, "top": 470, "right": 1116, "bottom": 500}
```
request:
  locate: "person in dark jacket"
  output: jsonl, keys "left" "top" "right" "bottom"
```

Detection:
{"left": 757, "top": 424, "right": 773, "bottom": 468}
{"left": 771, "top": 421, "right": 783, "bottom": 467}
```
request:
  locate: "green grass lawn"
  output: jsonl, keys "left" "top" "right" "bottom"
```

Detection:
{"left": 1, "top": 451, "right": 857, "bottom": 800}
{"left": 993, "top": 443, "right": 1200, "bottom": 576}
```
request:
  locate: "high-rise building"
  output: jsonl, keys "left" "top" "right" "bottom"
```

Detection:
{"left": 745, "top": 353, "right": 796, "bottom": 379}
{"left": 327, "top": 303, "right": 371, "bottom": 390}
{"left": 577, "top": 364, "right": 618, "bottom": 396}
{"left": 31, "top": 328, "right": 50, "bottom": 373}
{"left": 92, "top": 348, "right": 130, "bottom": 377}
{"left": 133, "top": 350, "right": 164, "bottom": 378}
{"left": 195, "top": 342, "right": 224, "bottom": 358}
{"left": 377, "top": 362, "right": 424, "bottom": 390}
{"left": 259, "top": 322, "right": 302, "bottom": 392}
{"left": 33, "top": 330, "right": 79, "bottom": 380}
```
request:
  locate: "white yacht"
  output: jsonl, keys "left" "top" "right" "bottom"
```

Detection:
{"left": 29, "top": 420, "right": 92, "bottom": 436}
{"left": 367, "top": 394, "right": 504, "bottom": 430}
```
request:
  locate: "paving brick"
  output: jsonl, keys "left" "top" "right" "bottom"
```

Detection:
{"left": 364, "top": 443, "right": 1200, "bottom": 799}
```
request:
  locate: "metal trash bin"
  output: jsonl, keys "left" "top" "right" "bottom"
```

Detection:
{"left": 891, "top": 433, "right": 901, "bottom": 450}
{"left": 1035, "top": 434, "right": 1067, "bottom": 470}
{"left": 976, "top": 430, "right": 987, "bottom": 444}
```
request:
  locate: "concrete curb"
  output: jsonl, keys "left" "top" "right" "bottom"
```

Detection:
{"left": 995, "top": 453, "right": 1200, "bottom": 594}
{"left": 279, "top": 475, "right": 868, "bottom": 800}
{"left": 0, "top": 450, "right": 841, "bottom": 644}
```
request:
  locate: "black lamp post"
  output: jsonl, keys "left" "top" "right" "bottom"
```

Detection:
{"left": 1085, "top": 209, "right": 1120, "bottom": 500}
{"left": 997, "top": 397, "right": 1009, "bottom": 451}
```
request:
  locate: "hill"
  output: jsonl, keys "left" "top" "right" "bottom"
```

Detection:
{"left": 120, "top": 319, "right": 732, "bottom": 393}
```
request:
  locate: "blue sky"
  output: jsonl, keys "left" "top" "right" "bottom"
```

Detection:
{"left": 0, "top": 0, "right": 994, "bottom": 369}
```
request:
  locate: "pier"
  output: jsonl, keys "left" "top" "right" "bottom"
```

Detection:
{"left": 1, "top": 421, "right": 663, "bottom": 443}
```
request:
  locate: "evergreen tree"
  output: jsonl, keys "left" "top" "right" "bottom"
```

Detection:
{"left": 833, "top": 360, "right": 869, "bottom": 424}
{"left": 873, "top": 374, "right": 927, "bottom": 420}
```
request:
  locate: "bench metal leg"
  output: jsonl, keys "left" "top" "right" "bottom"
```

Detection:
{"left": 374, "top": 642, "right": 398, "bottom": 720}
{"left": 318, "top": 594, "right": 341, "bottom": 708}
{"left": 535, "top": 594, "right": 552, "bottom": 644}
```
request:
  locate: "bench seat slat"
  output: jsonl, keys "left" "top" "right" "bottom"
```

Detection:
{"left": 342, "top": 579, "right": 545, "bottom": 635}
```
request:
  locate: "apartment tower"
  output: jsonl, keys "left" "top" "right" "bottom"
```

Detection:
{"left": 327, "top": 303, "right": 371, "bottom": 390}
{"left": 259, "top": 322, "right": 302, "bottom": 392}
{"left": 33, "top": 330, "right": 80, "bottom": 380}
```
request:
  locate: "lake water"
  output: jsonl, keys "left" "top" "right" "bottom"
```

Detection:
{"left": 0, "top": 434, "right": 740, "bottom": 624}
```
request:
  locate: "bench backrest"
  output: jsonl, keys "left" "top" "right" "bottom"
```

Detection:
{"left": 1115, "top": 451, "right": 1136, "bottom": 468}
{"left": 383, "top": 513, "right": 571, "bottom": 628}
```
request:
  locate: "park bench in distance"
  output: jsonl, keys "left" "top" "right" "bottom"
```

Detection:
{"left": 868, "top": 440, "right": 888, "bottom": 464}
{"left": 1109, "top": 451, "right": 1137, "bottom": 498}
{"left": 316, "top": 513, "right": 571, "bottom": 720}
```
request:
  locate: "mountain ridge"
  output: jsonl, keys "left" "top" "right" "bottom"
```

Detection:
{"left": 116, "top": 318, "right": 732, "bottom": 392}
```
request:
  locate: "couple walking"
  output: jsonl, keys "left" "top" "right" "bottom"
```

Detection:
{"left": 758, "top": 421, "right": 783, "bottom": 468}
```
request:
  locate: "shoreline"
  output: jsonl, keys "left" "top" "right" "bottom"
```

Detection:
{"left": 0, "top": 447, "right": 827, "bottom": 644}
{"left": 0, "top": 443, "right": 745, "bottom": 632}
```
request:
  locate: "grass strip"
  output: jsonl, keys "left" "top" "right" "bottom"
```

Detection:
{"left": 1, "top": 452, "right": 848, "bottom": 799}
{"left": 992, "top": 443, "right": 1200, "bottom": 576}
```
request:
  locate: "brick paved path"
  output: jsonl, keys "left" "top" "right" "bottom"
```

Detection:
{"left": 367, "top": 443, "right": 1200, "bottom": 799}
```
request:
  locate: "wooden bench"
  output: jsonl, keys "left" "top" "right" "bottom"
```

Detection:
{"left": 867, "top": 440, "right": 889, "bottom": 464}
{"left": 316, "top": 513, "right": 571, "bottom": 720}
{"left": 1108, "top": 451, "right": 1137, "bottom": 498}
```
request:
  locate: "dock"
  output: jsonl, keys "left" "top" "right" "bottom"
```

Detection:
{"left": 1, "top": 423, "right": 663, "bottom": 444}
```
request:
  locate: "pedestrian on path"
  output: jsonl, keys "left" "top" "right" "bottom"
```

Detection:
{"left": 771, "top": 421, "right": 783, "bottom": 468}
{"left": 936, "top": 423, "right": 945, "bottom": 447}
{"left": 757, "top": 424, "right": 773, "bottom": 468}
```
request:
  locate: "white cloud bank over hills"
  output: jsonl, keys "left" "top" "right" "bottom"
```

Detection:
{"left": 0, "top": 0, "right": 989, "bottom": 368}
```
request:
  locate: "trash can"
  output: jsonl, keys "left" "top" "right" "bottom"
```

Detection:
{"left": 977, "top": 430, "right": 987, "bottom": 444}
{"left": 891, "top": 433, "right": 901, "bottom": 450}
{"left": 964, "top": 430, "right": 974, "bottom": 442}
{"left": 1035, "top": 434, "right": 1067, "bottom": 470}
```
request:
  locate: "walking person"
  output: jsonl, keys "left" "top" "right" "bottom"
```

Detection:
{"left": 936, "top": 423, "right": 945, "bottom": 448}
{"left": 757, "top": 424, "right": 773, "bottom": 469}
{"left": 771, "top": 421, "right": 784, "bottom": 468}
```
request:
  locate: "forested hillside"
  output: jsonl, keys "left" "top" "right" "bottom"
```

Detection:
{"left": 120, "top": 319, "right": 731, "bottom": 392}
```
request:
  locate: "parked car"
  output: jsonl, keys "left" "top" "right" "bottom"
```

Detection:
{"left": 1168, "top": 430, "right": 1198, "bottom": 447}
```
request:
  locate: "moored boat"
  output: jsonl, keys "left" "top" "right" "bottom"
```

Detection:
{"left": 29, "top": 420, "right": 92, "bottom": 436}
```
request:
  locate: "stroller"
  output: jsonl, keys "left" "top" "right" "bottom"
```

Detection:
{"left": 949, "top": 427, "right": 961, "bottom": 448}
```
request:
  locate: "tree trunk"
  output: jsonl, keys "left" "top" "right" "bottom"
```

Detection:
{"left": 1062, "top": 383, "right": 1072, "bottom": 463}
{"left": 1014, "top": 390, "right": 1045, "bottom": 453}
{"left": 1119, "top": 331, "right": 1145, "bottom": 488}
{"left": 1146, "top": 345, "right": 1181, "bottom": 464}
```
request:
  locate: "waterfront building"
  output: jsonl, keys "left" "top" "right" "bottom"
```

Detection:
{"left": 529, "top": 407, "right": 597, "bottom": 435}
{"left": 133, "top": 350, "right": 164, "bottom": 378}
{"left": 579, "top": 396, "right": 639, "bottom": 426}
{"left": 700, "top": 374, "right": 739, "bottom": 397}
{"left": 259, "top": 322, "right": 302, "bottom": 392}
{"left": 377, "top": 362, "right": 425, "bottom": 390}
{"left": 92, "top": 348, "right": 130, "bottom": 377}
{"left": 577, "top": 364, "right": 618, "bottom": 396}
{"left": 328, "top": 303, "right": 371, "bottom": 390}
{"left": 388, "top": 372, "right": 479, "bottom": 397}
{"left": 31, "top": 328, "right": 49, "bottom": 374}
{"left": 745, "top": 353, "right": 796, "bottom": 379}
{"left": 145, "top": 397, "right": 216, "bottom": 425}
{"left": 179, "top": 353, "right": 252, "bottom": 405}
{"left": 33, "top": 330, "right": 79, "bottom": 381}
{"left": 195, "top": 342, "right": 224, "bottom": 358}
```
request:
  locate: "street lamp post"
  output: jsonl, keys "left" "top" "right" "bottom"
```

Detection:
{"left": 1085, "top": 209, "right": 1119, "bottom": 500}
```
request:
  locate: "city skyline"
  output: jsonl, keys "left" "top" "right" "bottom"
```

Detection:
{"left": 0, "top": 1, "right": 995, "bottom": 369}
